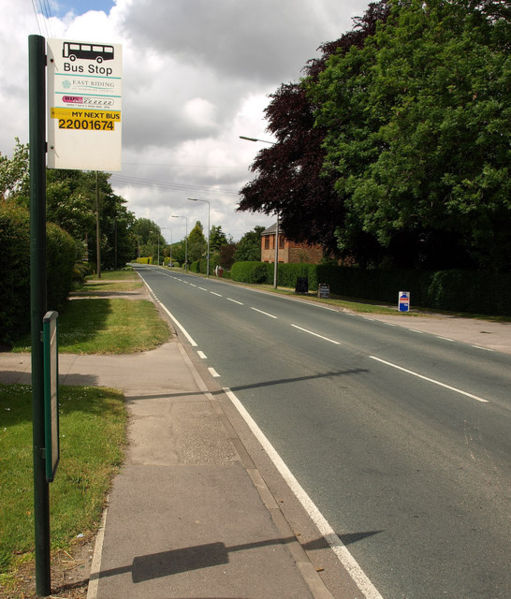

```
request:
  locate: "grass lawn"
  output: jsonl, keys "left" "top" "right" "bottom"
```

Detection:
{"left": 13, "top": 298, "right": 170, "bottom": 354}
{"left": 74, "top": 280, "right": 143, "bottom": 293}
{"left": 86, "top": 270, "right": 139, "bottom": 281}
{"left": 0, "top": 383, "right": 126, "bottom": 581}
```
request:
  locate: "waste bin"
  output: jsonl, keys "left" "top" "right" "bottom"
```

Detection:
{"left": 295, "top": 277, "right": 309, "bottom": 294}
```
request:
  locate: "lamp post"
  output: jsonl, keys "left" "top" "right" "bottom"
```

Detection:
{"left": 240, "top": 135, "right": 279, "bottom": 288}
{"left": 187, "top": 198, "right": 210, "bottom": 277}
{"left": 171, "top": 215, "right": 188, "bottom": 270}
{"left": 239, "top": 135, "right": 274, "bottom": 144}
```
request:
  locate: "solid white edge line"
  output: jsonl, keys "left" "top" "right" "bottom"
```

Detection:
{"left": 472, "top": 345, "right": 495, "bottom": 352}
{"left": 369, "top": 356, "right": 488, "bottom": 403}
{"left": 250, "top": 307, "right": 277, "bottom": 319}
{"left": 158, "top": 303, "right": 198, "bottom": 347}
{"left": 222, "top": 386, "right": 384, "bottom": 599}
{"left": 291, "top": 324, "right": 340, "bottom": 345}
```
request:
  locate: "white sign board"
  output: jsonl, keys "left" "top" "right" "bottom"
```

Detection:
{"left": 47, "top": 38, "right": 122, "bottom": 171}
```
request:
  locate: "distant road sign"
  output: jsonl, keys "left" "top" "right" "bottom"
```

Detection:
{"left": 398, "top": 291, "right": 410, "bottom": 312}
{"left": 47, "top": 38, "right": 122, "bottom": 171}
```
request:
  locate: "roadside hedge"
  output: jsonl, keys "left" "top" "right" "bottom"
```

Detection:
{"left": 229, "top": 259, "right": 511, "bottom": 316}
{"left": 0, "top": 202, "right": 76, "bottom": 346}
{"left": 231, "top": 261, "right": 271, "bottom": 284}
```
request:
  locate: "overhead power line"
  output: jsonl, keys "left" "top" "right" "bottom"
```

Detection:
{"left": 109, "top": 173, "right": 240, "bottom": 198}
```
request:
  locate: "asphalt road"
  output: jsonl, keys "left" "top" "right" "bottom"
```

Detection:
{"left": 135, "top": 265, "right": 511, "bottom": 599}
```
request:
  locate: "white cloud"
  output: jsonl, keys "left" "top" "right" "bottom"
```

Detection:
{"left": 0, "top": 0, "right": 370, "bottom": 240}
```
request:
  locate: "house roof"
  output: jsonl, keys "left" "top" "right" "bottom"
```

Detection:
{"left": 261, "top": 223, "right": 279, "bottom": 236}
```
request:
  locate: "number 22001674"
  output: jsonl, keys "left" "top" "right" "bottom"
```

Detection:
{"left": 58, "top": 119, "right": 115, "bottom": 131}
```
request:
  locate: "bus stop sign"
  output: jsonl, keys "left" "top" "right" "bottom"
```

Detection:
{"left": 46, "top": 38, "right": 122, "bottom": 171}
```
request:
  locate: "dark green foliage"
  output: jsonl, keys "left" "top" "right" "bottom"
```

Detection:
{"left": 0, "top": 202, "right": 76, "bottom": 345}
{"left": 273, "top": 263, "right": 319, "bottom": 290}
{"left": 234, "top": 226, "right": 265, "bottom": 262}
{"left": 47, "top": 222, "right": 76, "bottom": 311}
{"left": 229, "top": 256, "right": 511, "bottom": 315}
{"left": 190, "top": 259, "right": 211, "bottom": 274}
{"left": 311, "top": 0, "right": 511, "bottom": 271}
{"left": 0, "top": 202, "right": 30, "bottom": 345}
{"left": 231, "top": 261, "right": 272, "bottom": 284}
{"left": 315, "top": 265, "right": 511, "bottom": 315}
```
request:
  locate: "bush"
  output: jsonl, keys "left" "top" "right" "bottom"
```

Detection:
{"left": 0, "top": 202, "right": 76, "bottom": 345}
{"left": 72, "top": 261, "right": 91, "bottom": 283}
{"left": 231, "top": 257, "right": 511, "bottom": 316}
{"left": 47, "top": 222, "right": 75, "bottom": 311}
{"left": 231, "top": 261, "right": 271, "bottom": 284}
{"left": 274, "top": 263, "right": 319, "bottom": 290}
{"left": 0, "top": 202, "right": 30, "bottom": 345}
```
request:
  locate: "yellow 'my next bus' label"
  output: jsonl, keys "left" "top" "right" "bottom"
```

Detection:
{"left": 51, "top": 107, "right": 121, "bottom": 131}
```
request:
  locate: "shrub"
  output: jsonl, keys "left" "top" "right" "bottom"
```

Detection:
{"left": 47, "top": 222, "right": 75, "bottom": 311}
{"left": 0, "top": 202, "right": 76, "bottom": 345}
{"left": 0, "top": 202, "right": 30, "bottom": 345}
{"left": 231, "top": 261, "right": 271, "bottom": 284}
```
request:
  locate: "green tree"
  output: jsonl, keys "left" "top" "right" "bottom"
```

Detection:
{"left": 188, "top": 221, "right": 206, "bottom": 262}
{"left": 132, "top": 218, "right": 164, "bottom": 262}
{"left": 234, "top": 226, "right": 265, "bottom": 262}
{"left": 312, "top": 0, "right": 511, "bottom": 270}
{"left": 0, "top": 138, "right": 30, "bottom": 204}
{"left": 209, "top": 225, "right": 228, "bottom": 251}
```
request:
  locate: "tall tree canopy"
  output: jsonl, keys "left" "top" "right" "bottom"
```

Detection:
{"left": 233, "top": 225, "right": 265, "bottom": 262}
{"left": 312, "top": 0, "right": 511, "bottom": 270}
{"left": 240, "top": 0, "right": 511, "bottom": 271}
{"left": 188, "top": 221, "right": 207, "bottom": 262}
{"left": 238, "top": 2, "right": 390, "bottom": 257}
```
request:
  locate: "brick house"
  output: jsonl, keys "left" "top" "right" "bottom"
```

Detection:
{"left": 260, "top": 223, "right": 323, "bottom": 264}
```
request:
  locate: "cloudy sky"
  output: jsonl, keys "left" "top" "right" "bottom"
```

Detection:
{"left": 3, "top": 0, "right": 369, "bottom": 242}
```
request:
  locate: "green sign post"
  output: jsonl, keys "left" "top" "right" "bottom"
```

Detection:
{"left": 29, "top": 33, "right": 51, "bottom": 597}
{"left": 43, "top": 311, "right": 59, "bottom": 482}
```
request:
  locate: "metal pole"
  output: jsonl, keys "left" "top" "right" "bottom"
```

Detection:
{"left": 29, "top": 34, "right": 51, "bottom": 597}
{"left": 273, "top": 213, "right": 279, "bottom": 288}
{"left": 95, "top": 171, "right": 101, "bottom": 278}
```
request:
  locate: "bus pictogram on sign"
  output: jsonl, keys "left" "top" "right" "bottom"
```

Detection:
{"left": 62, "top": 41, "right": 114, "bottom": 63}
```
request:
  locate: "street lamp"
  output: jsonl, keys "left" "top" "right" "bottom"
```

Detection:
{"left": 187, "top": 198, "right": 210, "bottom": 277}
{"left": 239, "top": 135, "right": 274, "bottom": 144}
{"left": 240, "top": 135, "right": 279, "bottom": 288}
{"left": 171, "top": 215, "right": 188, "bottom": 271}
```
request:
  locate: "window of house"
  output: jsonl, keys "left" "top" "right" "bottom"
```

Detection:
{"left": 279, "top": 235, "right": 284, "bottom": 249}
{"left": 264, "top": 236, "right": 270, "bottom": 249}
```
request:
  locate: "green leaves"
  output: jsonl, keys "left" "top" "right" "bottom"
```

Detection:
{"left": 311, "top": 0, "right": 511, "bottom": 270}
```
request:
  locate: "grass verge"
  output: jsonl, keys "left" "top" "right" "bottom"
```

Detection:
{"left": 86, "top": 269, "right": 139, "bottom": 281}
{"left": 13, "top": 298, "right": 170, "bottom": 354}
{"left": 0, "top": 383, "right": 127, "bottom": 586}
{"left": 74, "top": 280, "right": 143, "bottom": 293}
